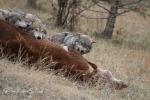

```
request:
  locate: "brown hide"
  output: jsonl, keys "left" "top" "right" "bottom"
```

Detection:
{"left": 0, "top": 20, "right": 96, "bottom": 80}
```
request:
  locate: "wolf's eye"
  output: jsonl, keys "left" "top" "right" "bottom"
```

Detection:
{"left": 42, "top": 30, "right": 47, "bottom": 34}
{"left": 88, "top": 46, "right": 92, "bottom": 49}
{"left": 35, "top": 28, "right": 39, "bottom": 31}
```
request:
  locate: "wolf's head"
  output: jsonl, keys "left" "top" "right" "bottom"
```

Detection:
{"left": 28, "top": 27, "right": 47, "bottom": 40}
{"left": 73, "top": 34, "right": 96, "bottom": 54}
{"left": 63, "top": 33, "right": 96, "bottom": 55}
{"left": 8, "top": 16, "right": 31, "bottom": 28}
{"left": 24, "top": 13, "right": 47, "bottom": 40}
{"left": 0, "top": 10, "right": 47, "bottom": 40}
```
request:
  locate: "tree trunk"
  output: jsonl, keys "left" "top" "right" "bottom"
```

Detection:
{"left": 68, "top": 0, "right": 78, "bottom": 31}
{"left": 56, "top": 0, "right": 68, "bottom": 26}
{"left": 102, "top": 0, "right": 119, "bottom": 39}
{"left": 56, "top": 0, "right": 79, "bottom": 31}
{"left": 27, "top": 0, "right": 37, "bottom": 9}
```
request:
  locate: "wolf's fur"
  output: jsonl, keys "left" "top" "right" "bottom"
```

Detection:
{"left": 24, "top": 13, "right": 47, "bottom": 39}
{"left": 0, "top": 9, "right": 47, "bottom": 39}
{"left": 50, "top": 32, "right": 96, "bottom": 55}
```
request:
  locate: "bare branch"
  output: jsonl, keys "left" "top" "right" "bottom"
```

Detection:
{"left": 116, "top": 10, "right": 130, "bottom": 16}
{"left": 79, "top": 14, "right": 107, "bottom": 19}
{"left": 95, "top": 3, "right": 111, "bottom": 13}
{"left": 118, "top": 0, "right": 143, "bottom": 8}
{"left": 75, "top": 3, "right": 96, "bottom": 16}
{"left": 77, "top": 10, "right": 130, "bottom": 20}
{"left": 92, "top": 0, "right": 111, "bottom": 13}
{"left": 78, "top": 7, "right": 108, "bottom": 13}
{"left": 62, "top": 0, "right": 74, "bottom": 25}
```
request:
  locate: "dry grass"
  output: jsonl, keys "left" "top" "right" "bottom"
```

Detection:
{"left": 0, "top": 0, "right": 150, "bottom": 100}
{"left": 0, "top": 58, "right": 96, "bottom": 100}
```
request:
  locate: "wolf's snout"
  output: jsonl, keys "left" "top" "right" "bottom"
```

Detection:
{"left": 26, "top": 24, "right": 30, "bottom": 27}
{"left": 80, "top": 50, "right": 84, "bottom": 54}
{"left": 37, "top": 36, "right": 42, "bottom": 40}
{"left": 77, "top": 48, "right": 80, "bottom": 51}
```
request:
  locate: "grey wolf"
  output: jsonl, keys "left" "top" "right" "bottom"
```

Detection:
{"left": 0, "top": 9, "right": 47, "bottom": 39}
{"left": 50, "top": 32, "right": 96, "bottom": 55}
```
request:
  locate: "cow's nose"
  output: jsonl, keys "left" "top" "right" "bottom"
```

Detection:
{"left": 37, "top": 36, "right": 42, "bottom": 40}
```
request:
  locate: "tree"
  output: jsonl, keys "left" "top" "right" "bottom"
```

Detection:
{"left": 93, "top": 0, "right": 143, "bottom": 39}
{"left": 101, "top": 0, "right": 120, "bottom": 38}
{"left": 27, "top": 0, "right": 38, "bottom": 9}
{"left": 54, "top": 0, "right": 80, "bottom": 31}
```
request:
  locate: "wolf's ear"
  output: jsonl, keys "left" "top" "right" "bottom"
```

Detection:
{"left": 78, "top": 34, "right": 81, "bottom": 38}
{"left": 91, "top": 39, "right": 96, "bottom": 43}
{"left": 5, "top": 16, "right": 11, "bottom": 22}
{"left": 76, "top": 33, "right": 81, "bottom": 38}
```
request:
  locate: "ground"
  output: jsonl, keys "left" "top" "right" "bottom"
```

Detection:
{"left": 0, "top": 0, "right": 150, "bottom": 100}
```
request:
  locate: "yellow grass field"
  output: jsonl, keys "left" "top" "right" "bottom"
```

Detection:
{"left": 0, "top": 0, "right": 150, "bottom": 100}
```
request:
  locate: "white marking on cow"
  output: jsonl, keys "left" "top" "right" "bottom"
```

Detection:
{"left": 62, "top": 45, "right": 68, "bottom": 52}
{"left": 88, "top": 63, "right": 94, "bottom": 73}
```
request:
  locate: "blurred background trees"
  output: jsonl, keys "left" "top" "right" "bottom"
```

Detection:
{"left": 27, "top": 0, "right": 37, "bottom": 9}
{"left": 55, "top": 0, "right": 80, "bottom": 31}
{"left": 26, "top": 0, "right": 144, "bottom": 39}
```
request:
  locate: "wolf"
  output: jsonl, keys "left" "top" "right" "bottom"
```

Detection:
{"left": 23, "top": 13, "right": 47, "bottom": 39}
{"left": 0, "top": 9, "right": 47, "bottom": 39}
{"left": 50, "top": 32, "right": 96, "bottom": 55}
{"left": 0, "top": 9, "right": 30, "bottom": 28}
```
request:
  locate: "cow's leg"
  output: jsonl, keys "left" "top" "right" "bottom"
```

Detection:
{"left": 93, "top": 68, "right": 127, "bottom": 90}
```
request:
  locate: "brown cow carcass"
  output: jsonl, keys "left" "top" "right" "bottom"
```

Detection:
{"left": 0, "top": 20, "right": 127, "bottom": 90}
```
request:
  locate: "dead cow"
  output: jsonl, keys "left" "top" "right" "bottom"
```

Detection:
{"left": 50, "top": 32, "right": 96, "bottom": 55}
{"left": 0, "top": 20, "right": 127, "bottom": 90}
